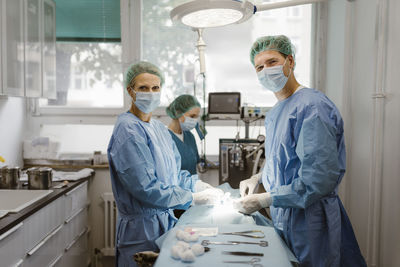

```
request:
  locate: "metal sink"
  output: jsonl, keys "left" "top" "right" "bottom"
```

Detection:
{"left": 0, "top": 189, "right": 53, "bottom": 214}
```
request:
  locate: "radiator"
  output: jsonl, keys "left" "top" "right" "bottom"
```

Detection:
{"left": 101, "top": 192, "right": 117, "bottom": 256}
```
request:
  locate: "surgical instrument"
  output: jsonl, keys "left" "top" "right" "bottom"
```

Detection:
{"left": 201, "top": 240, "right": 235, "bottom": 246}
{"left": 223, "top": 257, "right": 263, "bottom": 267}
{"left": 201, "top": 240, "right": 268, "bottom": 247}
{"left": 229, "top": 240, "right": 268, "bottom": 247}
{"left": 220, "top": 230, "right": 265, "bottom": 238}
{"left": 222, "top": 251, "right": 264, "bottom": 257}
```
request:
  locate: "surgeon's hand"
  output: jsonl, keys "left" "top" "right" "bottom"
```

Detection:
{"left": 194, "top": 180, "right": 214, "bottom": 192}
{"left": 234, "top": 192, "right": 272, "bottom": 215}
{"left": 192, "top": 188, "right": 224, "bottom": 205}
{"left": 239, "top": 172, "right": 262, "bottom": 197}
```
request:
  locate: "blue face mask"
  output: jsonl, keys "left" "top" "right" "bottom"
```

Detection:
{"left": 257, "top": 58, "right": 291, "bottom": 93}
{"left": 134, "top": 91, "right": 161, "bottom": 113}
{"left": 180, "top": 116, "right": 198, "bottom": 131}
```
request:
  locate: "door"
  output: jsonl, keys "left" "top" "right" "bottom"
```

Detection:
{"left": 42, "top": 0, "right": 56, "bottom": 99}
{"left": 2, "top": 0, "right": 25, "bottom": 96}
{"left": 25, "top": 0, "right": 42, "bottom": 97}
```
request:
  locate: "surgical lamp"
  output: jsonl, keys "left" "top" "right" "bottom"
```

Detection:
{"left": 170, "top": 0, "right": 328, "bottom": 29}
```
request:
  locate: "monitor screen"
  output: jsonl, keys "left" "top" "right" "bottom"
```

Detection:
{"left": 208, "top": 92, "right": 241, "bottom": 114}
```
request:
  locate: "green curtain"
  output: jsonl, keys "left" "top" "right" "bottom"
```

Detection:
{"left": 55, "top": 0, "right": 121, "bottom": 42}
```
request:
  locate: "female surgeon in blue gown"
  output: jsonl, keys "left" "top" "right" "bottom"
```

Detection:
{"left": 107, "top": 61, "right": 223, "bottom": 267}
{"left": 166, "top": 95, "right": 202, "bottom": 175}
{"left": 237, "top": 36, "right": 367, "bottom": 266}
{"left": 166, "top": 95, "right": 213, "bottom": 218}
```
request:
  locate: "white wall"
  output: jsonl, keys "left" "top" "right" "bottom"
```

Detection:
{"left": 0, "top": 97, "right": 27, "bottom": 167}
{"left": 325, "top": 0, "right": 400, "bottom": 266}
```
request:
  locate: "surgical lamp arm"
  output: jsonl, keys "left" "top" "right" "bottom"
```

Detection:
{"left": 256, "top": 0, "right": 327, "bottom": 12}
{"left": 196, "top": 28, "right": 206, "bottom": 74}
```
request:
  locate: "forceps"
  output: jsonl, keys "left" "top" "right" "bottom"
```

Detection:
{"left": 221, "top": 230, "right": 265, "bottom": 238}
{"left": 223, "top": 257, "right": 263, "bottom": 267}
{"left": 202, "top": 240, "right": 268, "bottom": 247}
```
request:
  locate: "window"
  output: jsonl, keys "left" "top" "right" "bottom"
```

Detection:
{"left": 287, "top": 6, "right": 302, "bottom": 18}
{"left": 142, "top": 0, "right": 197, "bottom": 107}
{"left": 39, "top": 0, "right": 123, "bottom": 109}
{"left": 259, "top": 0, "right": 276, "bottom": 19}
{"left": 143, "top": 0, "right": 312, "bottom": 108}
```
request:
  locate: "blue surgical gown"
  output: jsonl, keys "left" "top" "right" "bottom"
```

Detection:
{"left": 168, "top": 130, "right": 200, "bottom": 175}
{"left": 107, "top": 112, "right": 198, "bottom": 267}
{"left": 262, "top": 88, "right": 366, "bottom": 266}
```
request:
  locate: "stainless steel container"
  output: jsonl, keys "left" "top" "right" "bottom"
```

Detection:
{"left": 0, "top": 166, "right": 20, "bottom": 189}
{"left": 27, "top": 167, "right": 53, "bottom": 189}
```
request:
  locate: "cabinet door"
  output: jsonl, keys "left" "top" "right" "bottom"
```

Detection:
{"left": 25, "top": 0, "right": 42, "bottom": 98}
{"left": 2, "top": 0, "right": 25, "bottom": 96}
{"left": 23, "top": 224, "right": 64, "bottom": 267}
{"left": 61, "top": 229, "right": 88, "bottom": 267}
{"left": 42, "top": 0, "right": 56, "bottom": 99}
{"left": 0, "top": 223, "right": 25, "bottom": 267}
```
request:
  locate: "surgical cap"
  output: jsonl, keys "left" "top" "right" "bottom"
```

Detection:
{"left": 166, "top": 94, "right": 201, "bottom": 119}
{"left": 124, "top": 61, "right": 165, "bottom": 88}
{"left": 250, "top": 35, "right": 295, "bottom": 66}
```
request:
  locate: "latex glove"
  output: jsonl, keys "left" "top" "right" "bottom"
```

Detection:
{"left": 234, "top": 192, "right": 272, "bottom": 215}
{"left": 192, "top": 188, "right": 224, "bottom": 205}
{"left": 194, "top": 180, "right": 214, "bottom": 192}
{"left": 239, "top": 172, "right": 262, "bottom": 197}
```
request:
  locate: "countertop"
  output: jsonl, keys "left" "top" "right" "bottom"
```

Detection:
{"left": 24, "top": 159, "right": 109, "bottom": 169}
{"left": 0, "top": 175, "right": 93, "bottom": 236}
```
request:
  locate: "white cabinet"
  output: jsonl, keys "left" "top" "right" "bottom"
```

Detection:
{"left": 0, "top": 0, "right": 55, "bottom": 98}
{"left": 65, "top": 181, "right": 88, "bottom": 219}
{"left": 61, "top": 227, "right": 89, "bottom": 267}
{"left": 23, "top": 224, "right": 64, "bottom": 267}
{"left": 24, "top": 0, "right": 42, "bottom": 98}
{"left": 62, "top": 181, "right": 90, "bottom": 267}
{"left": 23, "top": 196, "right": 65, "bottom": 256}
{"left": 1, "top": 0, "right": 25, "bottom": 97}
{"left": 0, "top": 223, "right": 25, "bottom": 267}
{"left": 0, "top": 181, "right": 90, "bottom": 267}
{"left": 42, "top": 0, "right": 56, "bottom": 99}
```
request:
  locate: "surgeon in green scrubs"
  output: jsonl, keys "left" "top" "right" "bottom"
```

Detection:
{"left": 166, "top": 95, "right": 201, "bottom": 175}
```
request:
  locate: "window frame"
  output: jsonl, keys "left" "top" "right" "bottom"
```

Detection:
{"left": 32, "top": 0, "right": 133, "bottom": 117}
{"left": 286, "top": 6, "right": 303, "bottom": 18}
{"left": 31, "top": 0, "right": 327, "bottom": 127}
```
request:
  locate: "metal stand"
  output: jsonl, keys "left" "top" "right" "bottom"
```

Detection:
{"left": 244, "top": 120, "right": 250, "bottom": 139}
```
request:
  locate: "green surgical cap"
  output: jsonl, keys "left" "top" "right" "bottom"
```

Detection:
{"left": 124, "top": 61, "right": 165, "bottom": 88}
{"left": 250, "top": 35, "right": 295, "bottom": 66}
{"left": 166, "top": 94, "right": 201, "bottom": 119}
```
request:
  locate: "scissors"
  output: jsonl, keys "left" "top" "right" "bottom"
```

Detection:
{"left": 223, "top": 257, "right": 263, "bottom": 267}
{"left": 220, "top": 230, "right": 265, "bottom": 239}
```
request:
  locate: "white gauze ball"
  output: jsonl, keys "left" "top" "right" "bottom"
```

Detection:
{"left": 171, "top": 245, "right": 184, "bottom": 260}
{"left": 183, "top": 232, "right": 199, "bottom": 242}
{"left": 180, "top": 249, "right": 196, "bottom": 262}
{"left": 175, "top": 241, "right": 190, "bottom": 250}
{"left": 188, "top": 233, "right": 199, "bottom": 242}
{"left": 191, "top": 243, "right": 205, "bottom": 256}
{"left": 176, "top": 230, "right": 186, "bottom": 241}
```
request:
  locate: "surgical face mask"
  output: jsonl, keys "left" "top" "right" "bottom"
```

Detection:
{"left": 257, "top": 58, "right": 291, "bottom": 93}
{"left": 133, "top": 91, "right": 161, "bottom": 114}
{"left": 180, "top": 116, "right": 198, "bottom": 131}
